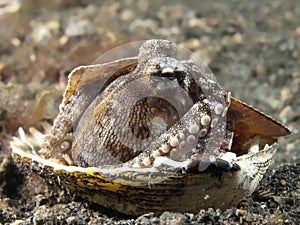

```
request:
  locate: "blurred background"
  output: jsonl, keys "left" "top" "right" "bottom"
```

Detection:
{"left": 0, "top": 0, "right": 299, "bottom": 223}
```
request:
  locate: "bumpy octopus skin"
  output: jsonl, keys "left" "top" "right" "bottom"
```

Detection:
{"left": 43, "top": 39, "right": 233, "bottom": 169}
{"left": 10, "top": 39, "right": 290, "bottom": 216}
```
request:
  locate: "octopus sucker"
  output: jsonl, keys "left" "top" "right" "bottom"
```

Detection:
{"left": 10, "top": 39, "right": 290, "bottom": 216}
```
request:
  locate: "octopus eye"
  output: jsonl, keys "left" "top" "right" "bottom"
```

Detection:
{"left": 160, "top": 71, "right": 176, "bottom": 79}
{"left": 10, "top": 39, "right": 291, "bottom": 216}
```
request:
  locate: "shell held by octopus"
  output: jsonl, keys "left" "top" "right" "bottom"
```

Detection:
{"left": 10, "top": 39, "right": 290, "bottom": 216}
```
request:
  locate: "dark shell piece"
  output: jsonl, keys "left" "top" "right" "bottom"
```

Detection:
{"left": 10, "top": 39, "right": 290, "bottom": 216}
{"left": 228, "top": 97, "right": 290, "bottom": 155}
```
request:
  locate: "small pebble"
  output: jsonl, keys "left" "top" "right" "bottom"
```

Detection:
{"left": 280, "top": 180, "right": 287, "bottom": 186}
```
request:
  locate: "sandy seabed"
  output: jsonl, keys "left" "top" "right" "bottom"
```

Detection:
{"left": 0, "top": 0, "right": 299, "bottom": 224}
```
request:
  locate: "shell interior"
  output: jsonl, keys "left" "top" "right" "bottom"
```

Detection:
{"left": 10, "top": 39, "right": 290, "bottom": 215}
{"left": 11, "top": 127, "right": 278, "bottom": 215}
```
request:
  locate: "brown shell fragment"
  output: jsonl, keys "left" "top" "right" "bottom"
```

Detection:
{"left": 228, "top": 97, "right": 291, "bottom": 155}
{"left": 10, "top": 39, "right": 290, "bottom": 216}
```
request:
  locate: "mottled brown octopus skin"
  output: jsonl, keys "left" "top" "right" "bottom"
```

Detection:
{"left": 41, "top": 58, "right": 138, "bottom": 162}
{"left": 43, "top": 40, "right": 289, "bottom": 167}
{"left": 44, "top": 39, "right": 233, "bottom": 168}
{"left": 10, "top": 39, "right": 290, "bottom": 216}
